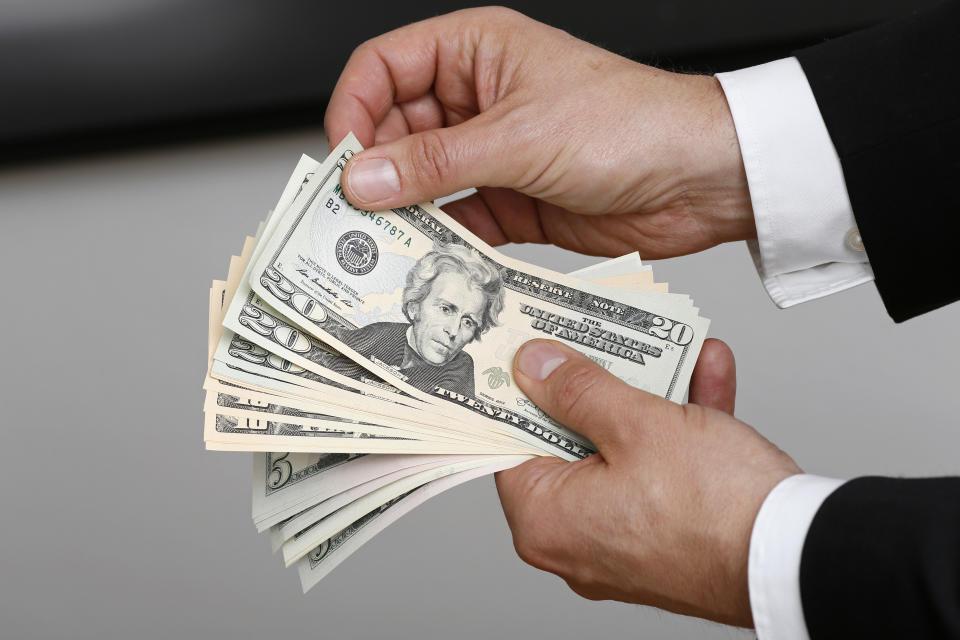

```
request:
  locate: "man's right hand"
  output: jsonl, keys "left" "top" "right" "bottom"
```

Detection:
{"left": 495, "top": 338, "right": 802, "bottom": 626}
{"left": 325, "top": 7, "right": 755, "bottom": 260}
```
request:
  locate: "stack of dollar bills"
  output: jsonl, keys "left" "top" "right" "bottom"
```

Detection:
{"left": 204, "top": 133, "right": 710, "bottom": 592}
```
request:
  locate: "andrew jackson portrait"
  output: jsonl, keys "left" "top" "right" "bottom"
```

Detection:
{"left": 331, "top": 242, "right": 505, "bottom": 397}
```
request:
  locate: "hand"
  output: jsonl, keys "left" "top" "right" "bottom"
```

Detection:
{"left": 325, "top": 7, "right": 754, "bottom": 259}
{"left": 495, "top": 338, "right": 801, "bottom": 626}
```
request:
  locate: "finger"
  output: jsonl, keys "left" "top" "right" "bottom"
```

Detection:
{"left": 473, "top": 188, "right": 550, "bottom": 244}
{"left": 373, "top": 105, "right": 410, "bottom": 146}
{"left": 495, "top": 454, "right": 605, "bottom": 575}
{"left": 441, "top": 188, "right": 548, "bottom": 247}
{"left": 398, "top": 92, "right": 447, "bottom": 133}
{"left": 440, "top": 193, "right": 510, "bottom": 246}
{"left": 494, "top": 453, "right": 601, "bottom": 509}
{"left": 323, "top": 26, "right": 439, "bottom": 149}
{"left": 512, "top": 339, "right": 673, "bottom": 456}
{"left": 494, "top": 456, "right": 567, "bottom": 519}
{"left": 688, "top": 338, "right": 736, "bottom": 415}
{"left": 374, "top": 93, "right": 448, "bottom": 146}
{"left": 339, "top": 111, "right": 513, "bottom": 210}
{"left": 324, "top": 10, "right": 485, "bottom": 149}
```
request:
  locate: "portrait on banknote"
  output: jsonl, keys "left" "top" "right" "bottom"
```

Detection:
{"left": 329, "top": 242, "right": 504, "bottom": 398}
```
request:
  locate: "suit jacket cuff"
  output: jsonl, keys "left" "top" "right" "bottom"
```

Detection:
{"left": 800, "top": 476, "right": 960, "bottom": 637}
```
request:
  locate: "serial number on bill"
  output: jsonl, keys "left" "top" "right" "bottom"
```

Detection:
{"left": 323, "top": 186, "right": 413, "bottom": 247}
{"left": 357, "top": 211, "right": 413, "bottom": 247}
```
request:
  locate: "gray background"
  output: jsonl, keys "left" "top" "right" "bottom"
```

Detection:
{"left": 1, "top": 126, "right": 958, "bottom": 640}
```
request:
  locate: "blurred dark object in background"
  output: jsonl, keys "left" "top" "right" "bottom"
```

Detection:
{"left": 0, "top": 0, "right": 939, "bottom": 161}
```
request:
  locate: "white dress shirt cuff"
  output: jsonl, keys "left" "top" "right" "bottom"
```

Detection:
{"left": 716, "top": 58, "right": 873, "bottom": 308}
{"left": 749, "top": 474, "right": 846, "bottom": 640}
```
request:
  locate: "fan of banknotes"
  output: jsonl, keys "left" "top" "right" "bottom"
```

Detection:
{"left": 204, "top": 133, "right": 710, "bottom": 592}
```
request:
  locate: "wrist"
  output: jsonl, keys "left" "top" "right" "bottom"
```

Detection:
{"left": 678, "top": 75, "right": 757, "bottom": 246}
{"left": 705, "top": 467, "right": 804, "bottom": 628}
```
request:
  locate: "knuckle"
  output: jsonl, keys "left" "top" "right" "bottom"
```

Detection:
{"left": 566, "top": 578, "right": 606, "bottom": 602}
{"left": 504, "top": 461, "right": 543, "bottom": 496}
{"left": 564, "top": 561, "right": 620, "bottom": 601}
{"left": 512, "top": 529, "right": 550, "bottom": 571}
{"left": 483, "top": 5, "right": 522, "bottom": 20}
{"left": 350, "top": 39, "right": 376, "bottom": 62}
{"left": 508, "top": 507, "right": 564, "bottom": 573}
{"left": 409, "top": 131, "right": 454, "bottom": 190}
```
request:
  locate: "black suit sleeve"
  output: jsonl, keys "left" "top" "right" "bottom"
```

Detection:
{"left": 794, "top": 1, "right": 960, "bottom": 322}
{"left": 799, "top": 477, "right": 960, "bottom": 638}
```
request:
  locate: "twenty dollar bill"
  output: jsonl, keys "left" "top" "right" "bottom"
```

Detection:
{"left": 248, "top": 134, "right": 709, "bottom": 460}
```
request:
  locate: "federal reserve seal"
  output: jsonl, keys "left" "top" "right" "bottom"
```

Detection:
{"left": 335, "top": 230, "right": 379, "bottom": 275}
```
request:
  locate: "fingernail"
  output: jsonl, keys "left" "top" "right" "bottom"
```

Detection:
{"left": 346, "top": 157, "right": 400, "bottom": 202}
{"left": 516, "top": 342, "right": 568, "bottom": 381}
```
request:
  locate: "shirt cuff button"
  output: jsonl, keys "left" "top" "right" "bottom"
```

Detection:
{"left": 845, "top": 227, "right": 865, "bottom": 252}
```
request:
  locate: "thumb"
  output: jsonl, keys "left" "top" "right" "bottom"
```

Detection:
{"left": 513, "top": 339, "right": 674, "bottom": 457}
{"left": 340, "top": 115, "right": 506, "bottom": 210}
